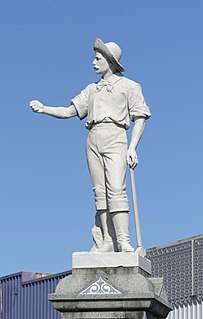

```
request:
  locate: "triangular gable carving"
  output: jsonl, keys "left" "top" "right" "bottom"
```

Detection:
{"left": 79, "top": 277, "right": 122, "bottom": 295}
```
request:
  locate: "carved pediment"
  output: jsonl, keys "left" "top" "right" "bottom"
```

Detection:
{"left": 79, "top": 277, "right": 122, "bottom": 295}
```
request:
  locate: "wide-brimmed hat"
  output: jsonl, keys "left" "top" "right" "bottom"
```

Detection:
{"left": 94, "top": 38, "right": 125, "bottom": 72}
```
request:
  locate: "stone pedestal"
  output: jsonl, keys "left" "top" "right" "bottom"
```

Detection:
{"left": 49, "top": 252, "right": 172, "bottom": 319}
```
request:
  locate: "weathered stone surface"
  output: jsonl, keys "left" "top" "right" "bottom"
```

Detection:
{"left": 49, "top": 261, "right": 172, "bottom": 319}
{"left": 72, "top": 251, "right": 151, "bottom": 275}
{"left": 60, "top": 312, "right": 156, "bottom": 319}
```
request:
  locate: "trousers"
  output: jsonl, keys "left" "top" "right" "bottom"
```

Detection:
{"left": 86, "top": 123, "right": 129, "bottom": 213}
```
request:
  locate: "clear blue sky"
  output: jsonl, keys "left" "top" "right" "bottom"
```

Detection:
{"left": 0, "top": 0, "right": 203, "bottom": 276}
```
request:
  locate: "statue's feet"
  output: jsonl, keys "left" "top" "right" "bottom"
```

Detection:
{"left": 118, "top": 242, "right": 134, "bottom": 252}
{"left": 97, "top": 241, "right": 115, "bottom": 252}
{"left": 90, "top": 241, "right": 115, "bottom": 253}
{"left": 90, "top": 241, "right": 134, "bottom": 253}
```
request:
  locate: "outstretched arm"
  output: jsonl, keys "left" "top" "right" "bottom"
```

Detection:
{"left": 29, "top": 100, "right": 77, "bottom": 119}
{"left": 127, "top": 117, "right": 146, "bottom": 169}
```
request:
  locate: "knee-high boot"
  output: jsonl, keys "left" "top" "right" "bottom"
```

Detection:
{"left": 111, "top": 211, "right": 134, "bottom": 252}
{"left": 96, "top": 210, "right": 118, "bottom": 252}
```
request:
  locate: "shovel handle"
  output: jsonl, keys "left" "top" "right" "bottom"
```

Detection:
{"left": 130, "top": 168, "right": 143, "bottom": 248}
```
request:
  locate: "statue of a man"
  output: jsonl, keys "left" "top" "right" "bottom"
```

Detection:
{"left": 30, "top": 38, "right": 151, "bottom": 253}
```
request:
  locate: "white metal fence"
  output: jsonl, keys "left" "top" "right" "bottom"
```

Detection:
{"left": 167, "top": 298, "right": 203, "bottom": 319}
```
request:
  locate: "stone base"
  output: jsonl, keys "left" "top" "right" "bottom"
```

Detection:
{"left": 72, "top": 251, "right": 151, "bottom": 275}
{"left": 60, "top": 312, "right": 160, "bottom": 319}
{"left": 49, "top": 252, "right": 172, "bottom": 319}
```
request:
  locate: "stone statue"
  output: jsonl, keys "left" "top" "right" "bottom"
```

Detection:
{"left": 30, "top": 38, "right": 151, "bottom": 253}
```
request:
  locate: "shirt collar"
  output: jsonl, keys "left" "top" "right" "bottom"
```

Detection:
{"left": 98, "top": 72, "right": 124, "bottom": 85}
{"left": 95, "top": 72, "right": 124, "bottom": 92}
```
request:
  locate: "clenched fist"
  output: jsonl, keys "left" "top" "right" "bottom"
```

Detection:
{"left": 30, "top": 100, "right": 44, "bottom": 113}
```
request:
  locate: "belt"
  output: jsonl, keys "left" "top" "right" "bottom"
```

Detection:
{"left": 87, "top": 120, "right": 127, "bottom": 130}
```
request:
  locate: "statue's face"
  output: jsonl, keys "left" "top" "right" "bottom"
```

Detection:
{"left": 92, "top": 51, "right": 111, "bottom": 76}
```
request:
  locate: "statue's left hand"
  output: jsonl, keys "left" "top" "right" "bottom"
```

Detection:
{"left": 127, "top": 147, "right": 138, "bottom": 170}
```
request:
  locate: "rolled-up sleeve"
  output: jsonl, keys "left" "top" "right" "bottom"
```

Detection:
{"left": 128, "top": 82, "right": 151, "bottom": 121}
{"left": 71, "top": 84, "right": 91, "bottom": 120}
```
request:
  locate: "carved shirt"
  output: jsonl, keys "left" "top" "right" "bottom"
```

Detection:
{"left": 71, "top": 73, "right": 151, "bottom": 129}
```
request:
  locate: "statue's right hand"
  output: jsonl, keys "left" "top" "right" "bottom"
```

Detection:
{"left": 29, "top": 100, "right": 45, "bottom": 113}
